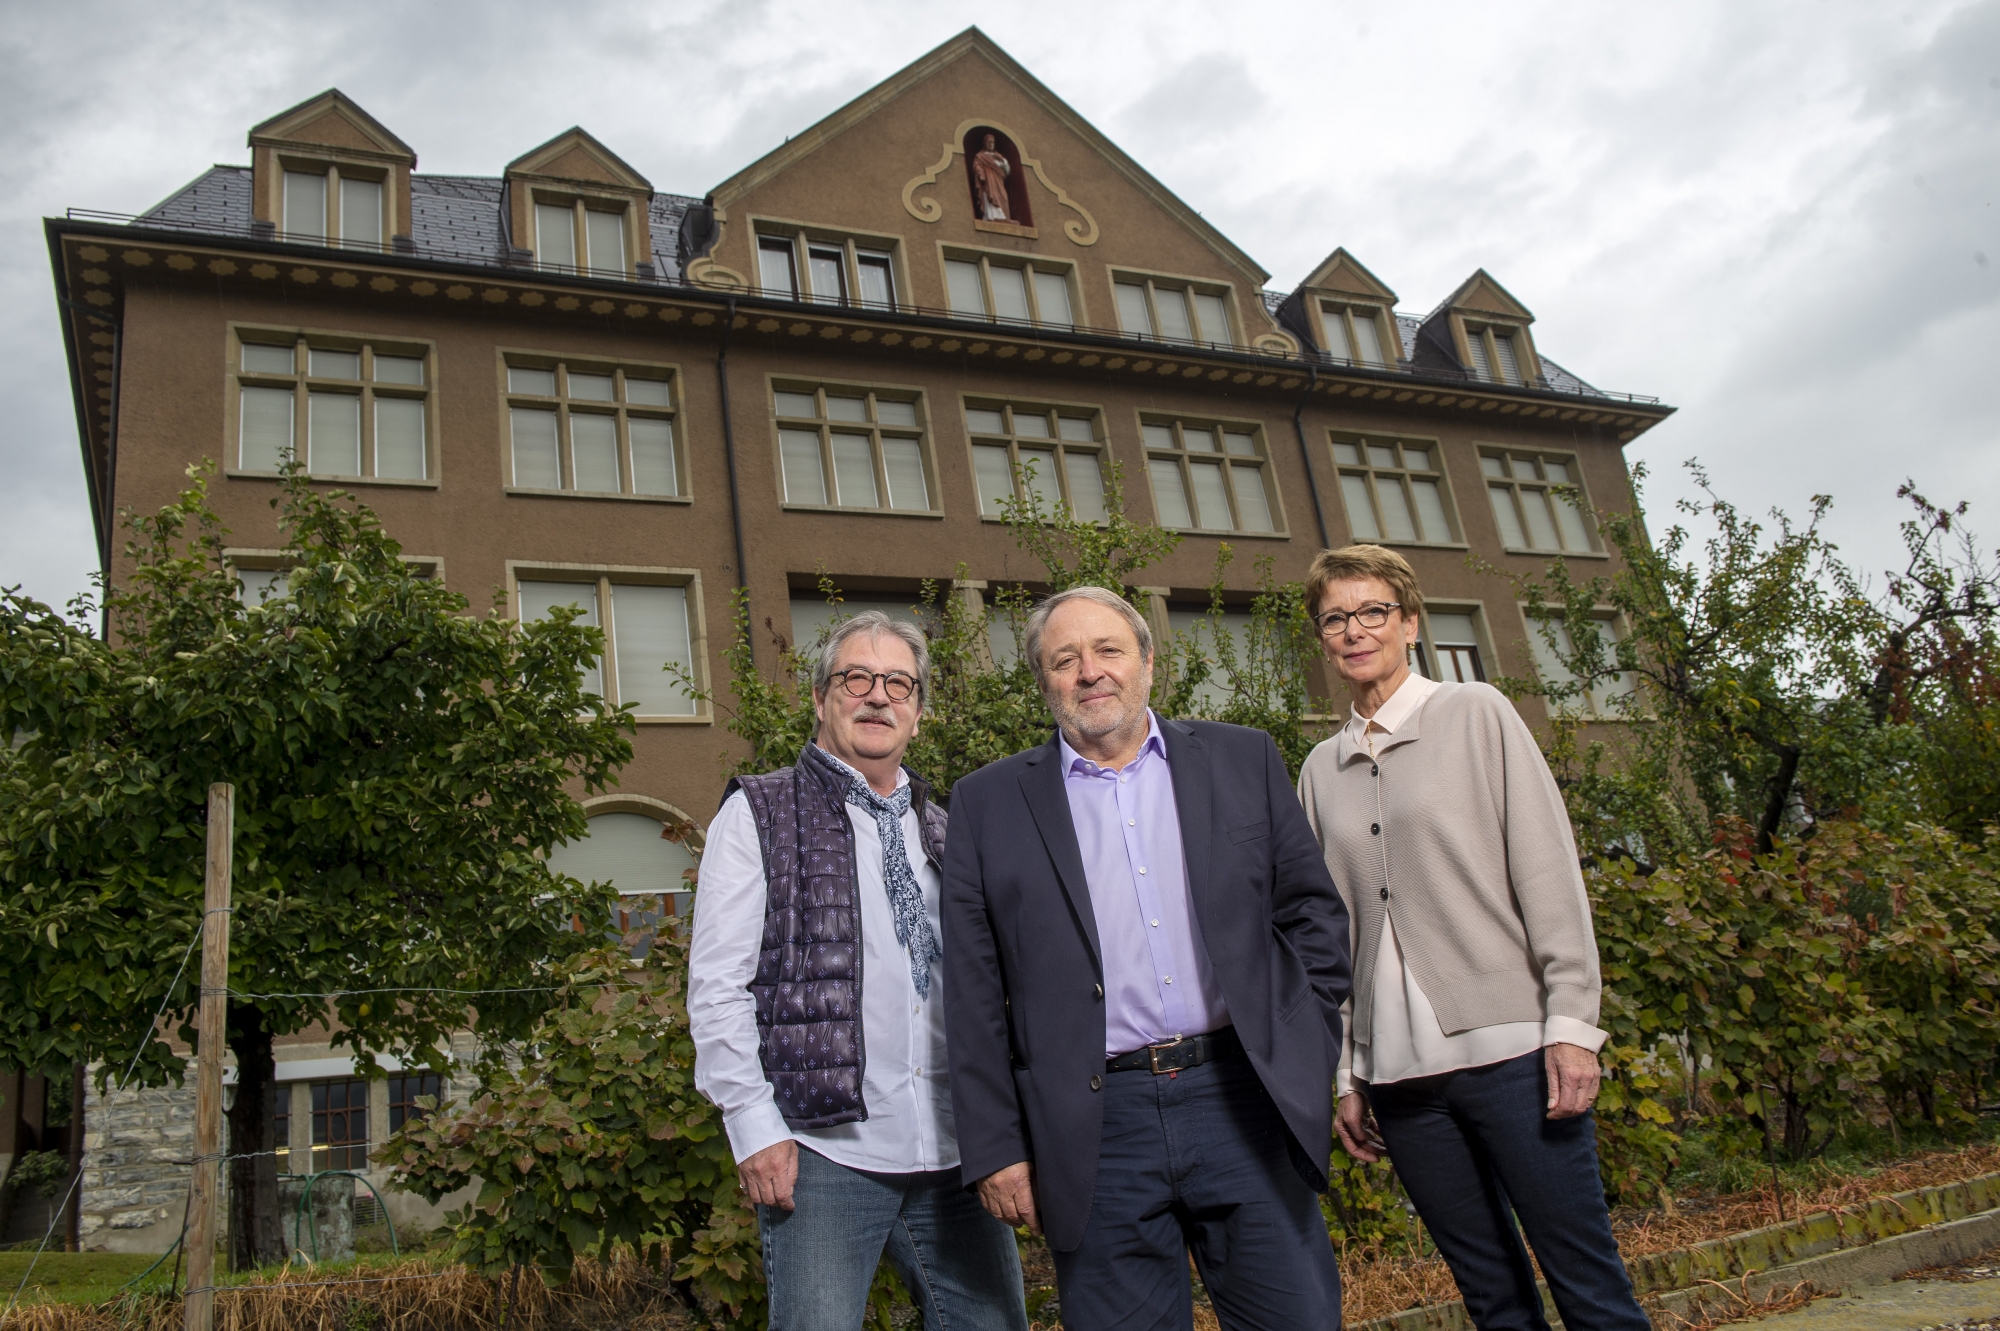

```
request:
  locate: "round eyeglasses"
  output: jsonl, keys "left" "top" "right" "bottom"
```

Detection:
{"left": 1314, "top": 602, "right": 1401, "bottom": 636}
{"left": 828, "top": 668, "right": 919, "bottom": 702}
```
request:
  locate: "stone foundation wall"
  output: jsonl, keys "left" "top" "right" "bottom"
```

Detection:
{"left": 79, "top": 1078, "right": 195, "bottom": 1253}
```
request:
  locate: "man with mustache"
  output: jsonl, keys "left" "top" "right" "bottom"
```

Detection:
{"left": 941, "top": 586, "right": 1352, "bottom": 1330}
{"left": 689, "top": 611, "right": 1028, "bottom": 1331}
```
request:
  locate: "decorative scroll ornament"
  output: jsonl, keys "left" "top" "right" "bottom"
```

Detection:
{"left": 901, "top": 119, "right": 1099, "bottom": 246}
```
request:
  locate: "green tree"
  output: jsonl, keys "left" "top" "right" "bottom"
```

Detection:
{"left": 0, "top": 466, "right": 631, "bottom": 1268}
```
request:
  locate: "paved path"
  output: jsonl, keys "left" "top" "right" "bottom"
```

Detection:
{"left": 1745, "top": 1251, "right": 2000, "bottom": 1331}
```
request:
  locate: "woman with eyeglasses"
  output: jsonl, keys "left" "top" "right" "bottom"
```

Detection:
{"left": 1295, "top": 545, "right": 1648, "bottom": 1331}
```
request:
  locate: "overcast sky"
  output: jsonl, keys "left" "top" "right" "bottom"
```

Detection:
{"left": 3, "top": 0, "right": 1995, "bottom": 614}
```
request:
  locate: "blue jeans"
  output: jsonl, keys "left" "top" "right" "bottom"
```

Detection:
{"left": 757, "top": 1145, "right": 1028, "bottom": 1331}
{"left": 1363, "top": 1052, "right": 1649, "bottom": 1331}
{"left": 1052, "top": 1050, "right": 1342, "bottom": 1331}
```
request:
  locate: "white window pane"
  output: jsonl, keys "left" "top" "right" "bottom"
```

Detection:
{"left": 610, "top": 583, "right": 694, "bottom": 715}
{"left": 1065, "top": 451, "right": 1106, "bottom": 522}
{"left": 1430, "top": 613, "right": 1478, "bottom": 645}
{"left": 875, "top": 399, "right": 917, "bottom": 428}
{"left": 1033, "top": 269, "right": 1073, "bottom": 325}
{"left": 857, "top": 253, "right": 894, "bottom": 308}
{"left": 1527, "top": 617, "right": 1579, "bottom": 695}
{"left": 774, "top": 390, "right": 817, "bottom": 418}
{"left": 966, "top": 407, "right": 1006, "bottom": 435}
{"left": 780, "top": 428, "right": 827, "bottom": 504}
{"left": 830, "top": 433, "right": 878, "bottom": 507}
{"left": 629, "top": 418, "right": 677, "bottom": 496}
{"left": 1376, "top": 477, "right": 1418, "bottom": 542}
{"left": 373, "top": 355, "right": 423, "bottom": 386}
{"left": 1188, "top": 460, "right": 1231, "bottom": 529}
{"left": 310, "top": 348, "right": 360, "bottom": 379}
{"left": 547, "top": 812, "right": 697, "bottom": 898}
{"left": 946, "top": 260, "right": 988, "bottom": 317}
{"left": 1411, "top": 480, "right": 1451, "bottom": 543}
{"left": 1058, "top": 416, "right": 1094, "bottom": 442}
{"left": 339, "top": 178, "right": 383, "bottom": 248}
{"left": 1321, "top": 306, "right": 1353, "bottom": 360}
{"left": 1011, "top": 411, "right": 1050, "bottom": 439}
{"left": 1154, "top": 287, "right": 1194, "bottom": 343}
{"left": 239, "top": 386, "right": 294, "bottom": 470}
{"left": 1230, "top": 465, "right": 1274, "bottom": 533}
{"left": 1553, "top": 493, "right": 1593, "bottom": 551}
{"left": 1183, "top": 426, "right": 1216, "bottom": 453}
{"left": 284, "top": 171, "right": 326, "bottom": 240}
{"left": 571, "top": 413, "right": 621, "bottom": 493}
{"left": 1542, "top": 460, "right": 1572, "bottom": 484}
{"left": 882, "top": 437, "right": 929, "bottom": 510}
{"left": 1017, "top": 447, "right": 1061, "bottom": 513}
{"left": 1488, "top": 485, "right": 1527, "bottom": 548}
{"left": 1365, "top": 443, "right": 1397, "bottom": 469}
{"left": 1403, "top": 447, "right": 1432, "bottom": 471}
{"left": 1589, "top": 620, "right": 1634, "bottom": 713}
{"left": 1341, "top": 474, "right": 1380, "bottom": 540}
{"left": 824, "top": 396, "right": 866, "bottom": 423}
{"left": 807, "top": 247, "right": 845, "bottom": 304}
{"left": 241, "top": 342, "right": 295, "bottom": 375}
{"left": 307, "top": 392, "right": 360, "bottom": 475}
{"left": 511, "top": 407, "right": 561, "bottom": 488}
{"left": 1115, "top": 282, "right": 1154, "bottom": 336}
{"left": 1149, "top": 459, "right": 1192, "bottom": 528}
{"left": 1142, "top": 423, "right": 1176, "bottom": 452}
{"left": 1493, "top": 333, "right": 1522, "bottom": 384}
{"left": 568, "top": 372, "right": 614, "bottom": 402}
{"left": 585, "top": 210, "right": 625, "bottom": 273}
{"left": 1465, "top": 331, "right": 1491, "bottom": 380}
{"left": 374, "top": 398, "right": 426, "bottom": 479}
{"left": 1331, "top": 441, "right": 1361, "bottom": 466}
{"left": 1480, "top": 455, "right": 1507, "bottom": 479}
{"left": 1221, "top": 431, "right": 1257, "bottom": 457}
{"left": 536, "top": 204, "right": 576, "bottom": 270}
{"left": 1191, "top": 292, "right": 1229, "bottom": 346}
{"left": 1510, "top": 456, "right": 1540, "bottom": 482}
{"left": 518, "top": 580, "right": 601, "bottom": 697}
{"left": 989, "top": 265, "right": 1030, "bottom": 322}
{"left": 625, "top": 376, "right": 671, "bottom": 407}
{"left": 238, "top": 568, "right": 288, "bottom": 603}
{"left": 509, "top": 366, "right": 556, "bottom": 396}
{"left": 1351, "top": 313, "right": 1385, "bottom": 365}
{"left": 759, "top": 239, "right": 798, "bottom": 298}
{"left": 974, "top": 444, "right": 1015, "bottom": 516}
{"left": 1439, "top": 643, "right": 1482, "bottom": 683}
{"left": 1520, "top": 490, "right": 1561, "bottom": 550}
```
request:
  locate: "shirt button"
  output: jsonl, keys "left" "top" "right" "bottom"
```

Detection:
{"left": 1150, "top": 919, "right": 1159, "bottom": 927}
{"left": 1164, "top": 976, "right": 1174, "bottom": 985}
{"left": 1120, "top": 776, "right": 1128, "bottom": 784}
{"left": 1128, "top": 818, "right": 1136, "bottom": 827}
{"left": 1091, "top": 1075, "right": 1103, "bottom": 1091}
{"left": 1371, "top": 823, "right": 1380, "bottom": 835}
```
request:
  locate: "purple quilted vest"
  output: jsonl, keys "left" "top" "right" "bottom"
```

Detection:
{"left": 724, "top": 744, "right": 948, "bottom": 1130}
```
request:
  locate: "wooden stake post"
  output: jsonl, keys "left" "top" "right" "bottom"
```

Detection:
{"left": 184, "top": 784, "right": 233, "bottom": 1331}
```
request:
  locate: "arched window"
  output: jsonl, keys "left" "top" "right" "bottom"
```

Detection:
{"left": 547, "top": 810, "right": 698, "bottom": 957}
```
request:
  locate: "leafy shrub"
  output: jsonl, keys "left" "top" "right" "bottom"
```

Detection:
{"left": 9, "top": 1149, "right": 70, "bottom": 1199}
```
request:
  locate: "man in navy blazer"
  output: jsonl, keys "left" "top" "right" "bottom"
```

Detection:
{"left": 943, "top": 586, "right": 1352, "bottom": 1331}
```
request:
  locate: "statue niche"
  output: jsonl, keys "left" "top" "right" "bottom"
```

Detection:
{"left": 963, "top": 127, "right": 1032, "bottom": 229}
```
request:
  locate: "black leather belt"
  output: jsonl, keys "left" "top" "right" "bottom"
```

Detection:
{"left": 1106, "top": 1026, "right": 1241, "bottom": 1075}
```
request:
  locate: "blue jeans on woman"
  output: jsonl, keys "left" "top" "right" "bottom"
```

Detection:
{"left": 757, "top": 1145, "right": 1029, "bottom": 1331}
{"left": 1363, "top": 1052, "right": 1649, "bottom": 1331}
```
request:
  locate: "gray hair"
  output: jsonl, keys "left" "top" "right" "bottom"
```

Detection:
{"left": 1023, "top": 586, "right": 1154, "bottom": 690}
{"left": 811, "top": 610, "right": 931, "bottom": 709}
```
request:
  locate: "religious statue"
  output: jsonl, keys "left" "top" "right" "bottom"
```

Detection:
{"left": 971, "top": 132, "right": 1012, "bottom": 221}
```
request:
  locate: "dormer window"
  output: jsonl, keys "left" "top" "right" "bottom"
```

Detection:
{"left": 1464, "top": 323, "right": 1527, "bottom": 385}
{"left": 281, "top": 165, "right": 385, "bottom": 249}
{"left": 535, "top": 199, "right": 628, "bottom": 276}
{"left": 1320, "top": 303, "right": 1391, "bottom": 367}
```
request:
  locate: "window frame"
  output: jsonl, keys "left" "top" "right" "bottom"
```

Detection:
{"left": 1328, "top": 431, "right": 1464, "bottom": 548}
{"left": 1479, "top": 447, "right": 1604, "bottom": 557}
{"left": 506, "top": 562, "right": 711, "bottom": 724}
{"left": 530, "top": 191, "right": 635, "bottom": 277}
{"left": 1461, "top": 320, "right": 1534, "bottom": 385}
{"left": 751, "top": 219, "right": 904, "bottom": 310}
{"left": 1137, "top": 412, "right": 1286, "bottom": 538}
{"left": 1107, "top": 268, "right": 1238, "bottom": 350}
{"left": 1316, "top": 301, "right": 1395, "bottom": 367}
{"left": 938, "top": 245, "right": 1081, "bottom": 329}
{"left": 226, "top": 548, "right": 441, "bottom": 605}
{"left": 962, "top": 397, "right": 1109, "bottom": 524}
{"left": 277, "top": 157, "right": 390, "bottom": 250}
{"left": 387, "top": 1072, "right": 445, "bottom": 1136}
{"left": 768, "top": 378, "right": 941, "bottom": 518}
{"left": 499, "top": 350, "right": 686, "bottom": 502}
{"left": 1410, "top": 602, "right": 1492, "bottom": 684}
{"left": 226, "top": 324, "right": 438, "bottom": 486}
{"left": 308, "top": 1078, "right": 371, "bottom": 1173}
{"left": 1517, "top": 603, "right": 1637, "bottom": 718}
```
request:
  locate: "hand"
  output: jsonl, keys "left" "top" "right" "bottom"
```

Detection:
{"left": 1336, "top": 1091, "right": 1385, "bottom": 1163}
{"left": 738, "top": 1139, "right": 798, "bottom": 1211}
{"left": 1545, "top": 1042, "right": 1602, "bottom": 1119}
{"left": 976, "top": 1161, "right": 1041, "bottom": 1235}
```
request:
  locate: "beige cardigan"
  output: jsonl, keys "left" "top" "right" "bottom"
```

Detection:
{"left": 1296, "top": 681, "right": 1601, "bottom": 1038}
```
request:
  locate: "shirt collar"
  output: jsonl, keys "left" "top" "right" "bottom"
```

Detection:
{"left": 812, "top": 742, "right": 910, "bottom": 792}
{"left": 1344, "top": 671, "right": 1441, "bottom": 744}
{"left": 1059, "top": 709, "right": 1165, "bottom": 778}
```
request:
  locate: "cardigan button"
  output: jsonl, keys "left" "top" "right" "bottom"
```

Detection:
{"left": 1090, "top": 1075, "right": 1103, "bottom": 1091}
{"left": 1380, "top": 888, "right": 1389, "bottom": 900}
{"left": 1371, "top": 822, "right": 1380, "bottom": 835}
{"left": 1371, "top": 765, "right": 1379, "bottom": 777}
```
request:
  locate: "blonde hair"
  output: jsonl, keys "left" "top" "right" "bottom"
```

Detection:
{"left": 1304, "top": 545, "right": 1425, "bottom": 623}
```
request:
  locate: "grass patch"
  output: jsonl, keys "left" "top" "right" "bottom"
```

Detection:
{"left": 0, "top": 1253, "right": 165, "bottom": 1307}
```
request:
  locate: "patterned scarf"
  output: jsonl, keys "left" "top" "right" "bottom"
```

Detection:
{"left": 842, "top": 774, "right": 942, "bottom": 999}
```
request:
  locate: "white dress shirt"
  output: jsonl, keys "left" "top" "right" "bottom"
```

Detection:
{"left": 688, "top": 751, "right": 957, "bottom": 1172}
{"left": 1336, "top": 672, "right": 1607, "bottom": 1096}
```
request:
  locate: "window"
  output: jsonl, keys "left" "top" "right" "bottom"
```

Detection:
{"left": 943, "top": 252, "right": 1075, "bottom": 328}
{"left": 756, "top": 230, "right": 897, "bottom": 309}
{"left": 1112, "top": 274, "right": 1233, "bottom": 348}
{"left": 534, "top": 199, "right": 629, "bottom": 276}
{"left": 505, "top": 358, "right": 681, "bottom": 498}
{"left": 967, "top": 402, "right": 1106, "bottom": 522}
{"left": 773, "top": 384, "right": 934, "bottom": 513}
{"left": 274, "top": 1085, "right": 293, "bottom": 1172}
{"left": 310, "top": 1079, "right": 369, "bottom": 1171}
{"left": 1319, "top": 303, "right": 1392, "bottom": 367}
{"left": 1331, "top": 435, "right": 1458, "bottom": 545}
{"left": 234, "top": 332, "right": 431, "bottom": 481}
{"left": 1463, "top": 323, "right": 1529, "bottom": 385}
{"left": 1525, "top": 614, "right": 1634, "bottom": 716}
{"left": 1142, "top": 417, "right": 1278, "bottom": 535}
{"left": 1482, "top": 451, "right": 1596, "bottom": 553}
{"left": 516, "top": 573, "right": 703, "bottom": 718}
{"left": 1411, "top": 610, "right": 1486, "bottom": 683}
{"left": 1167, "top": 607, "right": 1256, "bottom": 713}
{"left": 387, "top": 1074, "right": 444, "bottom": 1135}
{"left": 546, "top": 811, "right": 701, "bottom": 957}
{"left": 281, "top": 165, "right": 386, "bottom": 249}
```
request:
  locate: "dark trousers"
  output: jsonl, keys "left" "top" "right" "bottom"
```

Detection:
{"left": 1364, "top": 1052, "right": 1649, "bottom": 1331}
{"left": 1052, "top": 1049, "right": 1341, "bottom": 1331}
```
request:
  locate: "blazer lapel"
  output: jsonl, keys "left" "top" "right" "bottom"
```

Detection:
{"left": 1161, "top": 719, "right": 1214, "bottom": 924}
{"left": 1019, "top": 734, "right": 1103, "bottom": 974}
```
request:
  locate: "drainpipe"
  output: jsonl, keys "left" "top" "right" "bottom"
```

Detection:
{"left": 714, "top": 298, "right": 751, "bottom": 649}
{"left": 1291, "top": 363, "right": 1330, "bottom": 550}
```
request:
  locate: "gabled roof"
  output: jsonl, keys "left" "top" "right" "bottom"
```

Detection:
{"left": 706, "top": 26, "right": 1272, "bottom": 287}
{"left": 1428, "top": 268, "right": 1534, "bottom": 323}
{"left": 248, "top": 89, "right": 415, "bottom": 164}
{"left": 506, "top": 127, "right": 651, "bottom": 192}
{"left": 1297, "top": 247, "right": 1397, "bottom": 304}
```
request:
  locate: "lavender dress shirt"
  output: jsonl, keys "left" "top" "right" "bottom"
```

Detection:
{"left": 1059, "top": 711, "right": 1231, "bottom": 1057}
